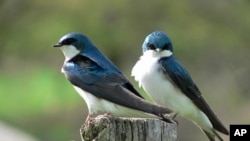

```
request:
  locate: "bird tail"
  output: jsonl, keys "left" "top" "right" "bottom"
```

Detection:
{"left": 203, "top": 129, "right": 225, "bottom": 141}
{"left": 209, "top": 114, "right": 229, "bottom": 135}
{"left": 195, "top": 96, "right": 229, "bottom": 135}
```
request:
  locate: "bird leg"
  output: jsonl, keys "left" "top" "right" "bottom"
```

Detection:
{"left": 170, "top": 113, "right": 178, "bottom": 119}
{"left": 168, "top": 112, "right": 179, "bottom": 125}
{"left": 160, "top": 112, "right": 179, "bottom": 125}
{"left": 96, "top": 112, "right": 112, "bottom": 119}
{"left": 85, "top": 114, "right": 93, "bottom": 125}
{"left": 85, "top": 112, "right": 113, "bottom": 126}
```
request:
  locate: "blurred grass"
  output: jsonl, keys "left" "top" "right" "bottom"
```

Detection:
{"left": 0, "top": 64, "right": 85, "bottom": 140}
{"left": 0, "top": 67, "right": 77, "bottom": 117}
{"left": 0, "top": 0, "right": 250, "bottom": 141}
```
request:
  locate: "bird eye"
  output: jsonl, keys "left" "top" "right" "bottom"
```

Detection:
{"left": 148, "top": 44, "right": 156, "bottom": 50}
{"left": 162, "top": 44, "right": 169, "bottom": 50}
{"left": 62, "top": 38, "right": 76, "bottom": 45}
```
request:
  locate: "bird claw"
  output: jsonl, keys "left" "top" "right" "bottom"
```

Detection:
{"left": 96, "top": 112, "right": 112, "bottom": 119}
{"left": 85, "top": 114, "right": 93, "bottom": 126}
{"left": 85, "top": 113, "right": 113, "bottom": 126}
{"left": 160, "top": 113, "right": 179, "bottom": 125}
{"left": 161, "top": 117, "right": 175, "bottom": 123}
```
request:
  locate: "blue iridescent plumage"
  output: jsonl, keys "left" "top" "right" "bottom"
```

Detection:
{"left": 132, "top": 31, "right": 229, "bottom": 141}
{"left": 53, "top": 32, "right": 173, "bottom": 122}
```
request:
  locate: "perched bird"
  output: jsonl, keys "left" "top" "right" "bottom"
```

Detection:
{"left": 132, "top": 31, "right": 229, "bottom": 141}
{"left": 53, "top": 32, "right": 173, "bottom": 122}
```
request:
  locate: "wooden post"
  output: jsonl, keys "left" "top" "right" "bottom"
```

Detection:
{"left": 80, "top": 117, "right": 177, "bottom": 141}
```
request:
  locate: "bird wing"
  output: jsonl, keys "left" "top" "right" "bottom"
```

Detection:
{"left": 159, "top": 56, "right": 228, "bottom": 134}
{"left": 80, "top": 48, "right": 143, "bottom": 98}
{"left": 63, "top": 55, "right": 172, "bottom": 115}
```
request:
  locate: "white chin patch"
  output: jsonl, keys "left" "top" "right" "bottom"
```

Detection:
{"left": 60, "top": 45, "right": 80, "bottom": 61}
{"left": 144, "top": 50, "right": 173, "bottom": 58}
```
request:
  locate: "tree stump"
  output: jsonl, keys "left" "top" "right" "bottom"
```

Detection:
{"left": 80, "top": 117, "right": 177, "bottom": 141}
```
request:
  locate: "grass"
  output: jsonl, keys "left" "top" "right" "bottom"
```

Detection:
{"left": 0, "top": 67, "right": 81, "bottom": 117}
{"left": 0, "top": 66, "right": 85, "bottom": 140}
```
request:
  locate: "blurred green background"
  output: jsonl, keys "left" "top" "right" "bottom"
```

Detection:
{"left": 0, "top": 0, "right": 249, "bottom": 141}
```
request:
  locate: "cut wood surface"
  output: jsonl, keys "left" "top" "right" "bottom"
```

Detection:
{"left": 80, "top": 117, "right": 177, "bottom": 141}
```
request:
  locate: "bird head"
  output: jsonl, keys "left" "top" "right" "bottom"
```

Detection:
{"left": 53, "top": 32, "right": 92, "bottom": 61}
{"left": 142, "top": 31, "right": 173, "bottom": 56}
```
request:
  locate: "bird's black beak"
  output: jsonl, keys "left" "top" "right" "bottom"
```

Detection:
{"left": 53, "top": 43, "right": 62, "bottom": 47}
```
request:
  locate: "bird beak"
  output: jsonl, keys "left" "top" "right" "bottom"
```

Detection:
{"left": 53, "top": 43, "right": 62, "bottom": 47}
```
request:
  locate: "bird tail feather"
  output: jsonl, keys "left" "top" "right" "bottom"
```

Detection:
{"left": 203, "top": 129, "right": 224, "bottom": 141}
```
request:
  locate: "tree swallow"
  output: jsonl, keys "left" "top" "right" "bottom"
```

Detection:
{"left": 53, "top": 32, "right": 173, "bottom": 123}
{"left": 132, "top": 31, "right": 229, "bottom": 141}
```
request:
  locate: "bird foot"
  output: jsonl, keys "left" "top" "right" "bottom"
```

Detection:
{"left": 168, "top": 112, "right": 179, "bottom": 125}
{"left": 160, "top": 113, "right": 179, "bottom": 125}
{"left": 85, "top": 113, "right": 113, "bottom": 126}
{"left": 85, "top": 115, "right": 93, "bottom": 126}
{"left": 96, "top": 112, "right": 112, "bottom": 119}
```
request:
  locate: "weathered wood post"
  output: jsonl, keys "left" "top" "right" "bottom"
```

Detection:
{"left": 80, "top": 117, "right": 177, "bottom": 141}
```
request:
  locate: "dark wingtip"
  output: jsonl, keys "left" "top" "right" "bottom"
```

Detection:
{"left": 203, "top": 129, "right": 226, "bottom": 141}
{"left": 203, "top": 130, "right": 216, "bottom": 141}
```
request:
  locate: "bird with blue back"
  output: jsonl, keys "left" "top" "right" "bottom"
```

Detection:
{"left": 53, "top": 32, "right": 173, "bottom": 123}
{"left": 132, "top": 31, "right": 229, "bottom": 141}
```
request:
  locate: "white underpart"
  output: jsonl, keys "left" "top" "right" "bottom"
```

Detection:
{"left": 132, "top": 50, "right": 213, "bottom": 134}
{"left": 60, "top": 45, "right": 81, "bottom": 62}
{"left": 60, "top": 45, "right": 81, "bottom": 73}
{"left": 73, "top": 86, "right": 152, "bottom": 118}
{"left": 59, "top": 45, "right": 152, "bottom": 117}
